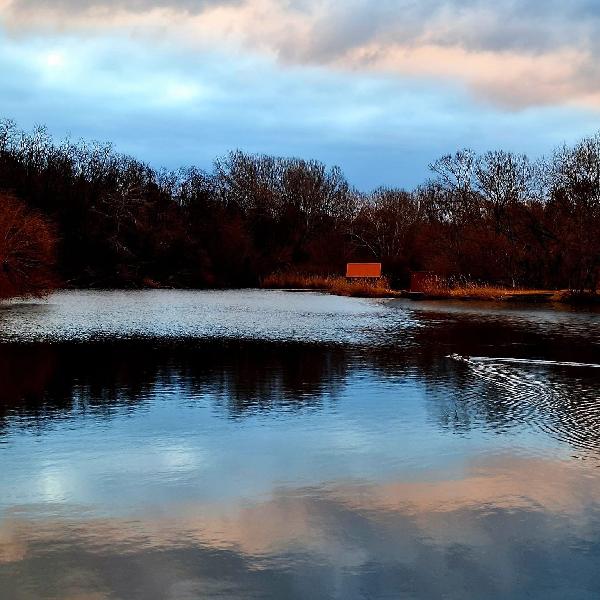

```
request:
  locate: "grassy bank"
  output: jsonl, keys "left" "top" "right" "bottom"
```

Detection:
{"left": 261, "top": 272, "right": 399, "bottom": 298}
{"left": 415, "top": 281, "right": 555, "bottom": 301}
{"left": 262, "top": 272, "right": 600, "bottom": 303}
{"left": 414, "top": 281, "right": 600, "bottom": 303}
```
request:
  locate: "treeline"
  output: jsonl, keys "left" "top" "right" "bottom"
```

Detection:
{"left": 0, "top": 118, "right": 599, "bottom": 295}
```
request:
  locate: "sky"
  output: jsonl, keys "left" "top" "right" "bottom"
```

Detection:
{"left": 1, "top": 0, "right": 600, "bottom": 190}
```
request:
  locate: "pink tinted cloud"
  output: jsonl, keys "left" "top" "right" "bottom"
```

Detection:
{"left": 2, "top": 0, "right": 600, "bottom": 109}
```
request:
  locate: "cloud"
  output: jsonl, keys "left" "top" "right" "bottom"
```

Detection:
{"left": 8, "top": 0, "right": 239, "bottom": 14}
{"left": 2, "top": 0, "right": 600, "bottom": 109}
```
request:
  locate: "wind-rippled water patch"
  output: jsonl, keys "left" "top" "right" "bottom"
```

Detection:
{"left": 0, "top": 290, "right": 416, "bottom": 347}
{"left": 449, "top": 354, "right": 600, "bottom": 457}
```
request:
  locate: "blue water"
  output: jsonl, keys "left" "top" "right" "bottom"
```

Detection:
{"left": 1, "top": 290, "right": 599, "bottom": 599}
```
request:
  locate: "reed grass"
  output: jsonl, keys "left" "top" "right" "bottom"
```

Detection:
{"left": 263, "top": 272, "right": 599, "bottom": 303}
{"left": 261, "top": 272, "right": 398, "bottom": 298}
{"left": 418, "top": 279, "right": 558, "bottom": 300}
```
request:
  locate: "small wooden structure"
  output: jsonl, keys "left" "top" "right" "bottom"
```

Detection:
{"left": 346, "top": 263, "right": 382, "bottom": 278}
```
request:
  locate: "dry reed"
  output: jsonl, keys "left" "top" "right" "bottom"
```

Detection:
{"left": 418, "top": 279, "right": 558, "bottom": 301}
{"left": 261, "top": 272, "right": 398, "bottom": 298}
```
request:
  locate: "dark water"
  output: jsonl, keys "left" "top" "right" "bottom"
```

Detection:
{"left": 1, "top": 290, "right": 600, "bottom": 600}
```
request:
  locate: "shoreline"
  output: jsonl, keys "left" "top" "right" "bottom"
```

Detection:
{"left": 3, "top": 285, "right": 599, "bottom": 306}
{"left": 259, "top": 273, "right": 600, "bottom": 303}
{"left": 398, "top": 290, "right": 600, "bottom": 304}
{"left": 262, "top": 284, "right": 600, "bottom": 304}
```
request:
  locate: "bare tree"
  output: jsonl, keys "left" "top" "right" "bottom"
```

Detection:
{"left": 475, "top": 150, "right": 534, "bottom": 223}
{"left": 430, "top": 149, "right": 479, "bottom": 222}
{"left": 350, "top": 188, "right": 420, "bottom": 260}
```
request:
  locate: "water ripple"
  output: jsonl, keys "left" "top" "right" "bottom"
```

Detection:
{"left": 449, "top": 354, "right": 600, "bottom": 457}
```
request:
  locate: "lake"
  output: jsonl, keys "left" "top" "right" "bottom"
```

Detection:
{"left": 1, "top": 290, "right": 600, "bottom": 600}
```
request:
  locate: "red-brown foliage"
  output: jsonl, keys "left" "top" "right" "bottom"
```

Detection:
{"left": 0, "top": 193, "right": 57, "bottom": 298}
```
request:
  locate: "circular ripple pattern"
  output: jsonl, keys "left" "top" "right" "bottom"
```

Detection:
{"left": 450, "top": 354, "right": 600, "bottom": 457}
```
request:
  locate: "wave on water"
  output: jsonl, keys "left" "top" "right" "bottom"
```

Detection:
{"left": 450, "top": 354, "right": 600, "bottom": 369}
{"left": 447, "top": 353, "right": 600, "bottom": 457}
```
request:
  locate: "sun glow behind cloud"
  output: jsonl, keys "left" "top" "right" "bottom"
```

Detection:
{"left": 43, "top": 50, "right": 65, "bottom": 68}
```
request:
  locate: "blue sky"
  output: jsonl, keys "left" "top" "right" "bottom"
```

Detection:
{"left": 1, "top": 0, "right": 599, "bottom": 190}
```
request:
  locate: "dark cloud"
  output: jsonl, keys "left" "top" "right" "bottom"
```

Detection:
{"left": 298, "top": 0, "right": 600, "bottom": 60}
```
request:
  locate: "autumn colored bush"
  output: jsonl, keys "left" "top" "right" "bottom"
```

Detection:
{"left": 0, "top": 194, "right": 57, "bottom": 298}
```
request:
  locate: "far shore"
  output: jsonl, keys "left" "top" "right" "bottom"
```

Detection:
{"left": 259, "top": 273, "right": 600, "bottom": 304}
{"left": 2, "top": 282, "right": 599, "bottom": 306}
{"left": 398, "top": 289, "right": 600, "bottom": 304}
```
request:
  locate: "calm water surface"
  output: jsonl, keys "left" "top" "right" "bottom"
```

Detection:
{"left": 1, "top": 290, "right": 600, "bottom": 599}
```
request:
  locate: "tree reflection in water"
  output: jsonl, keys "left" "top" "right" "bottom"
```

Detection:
{"left": 1, "top": 320, "right": 599, "bottom": 457}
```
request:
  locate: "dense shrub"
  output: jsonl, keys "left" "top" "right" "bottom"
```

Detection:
{"left": 0, "top": 194, "right": 57, "bottom": 298}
